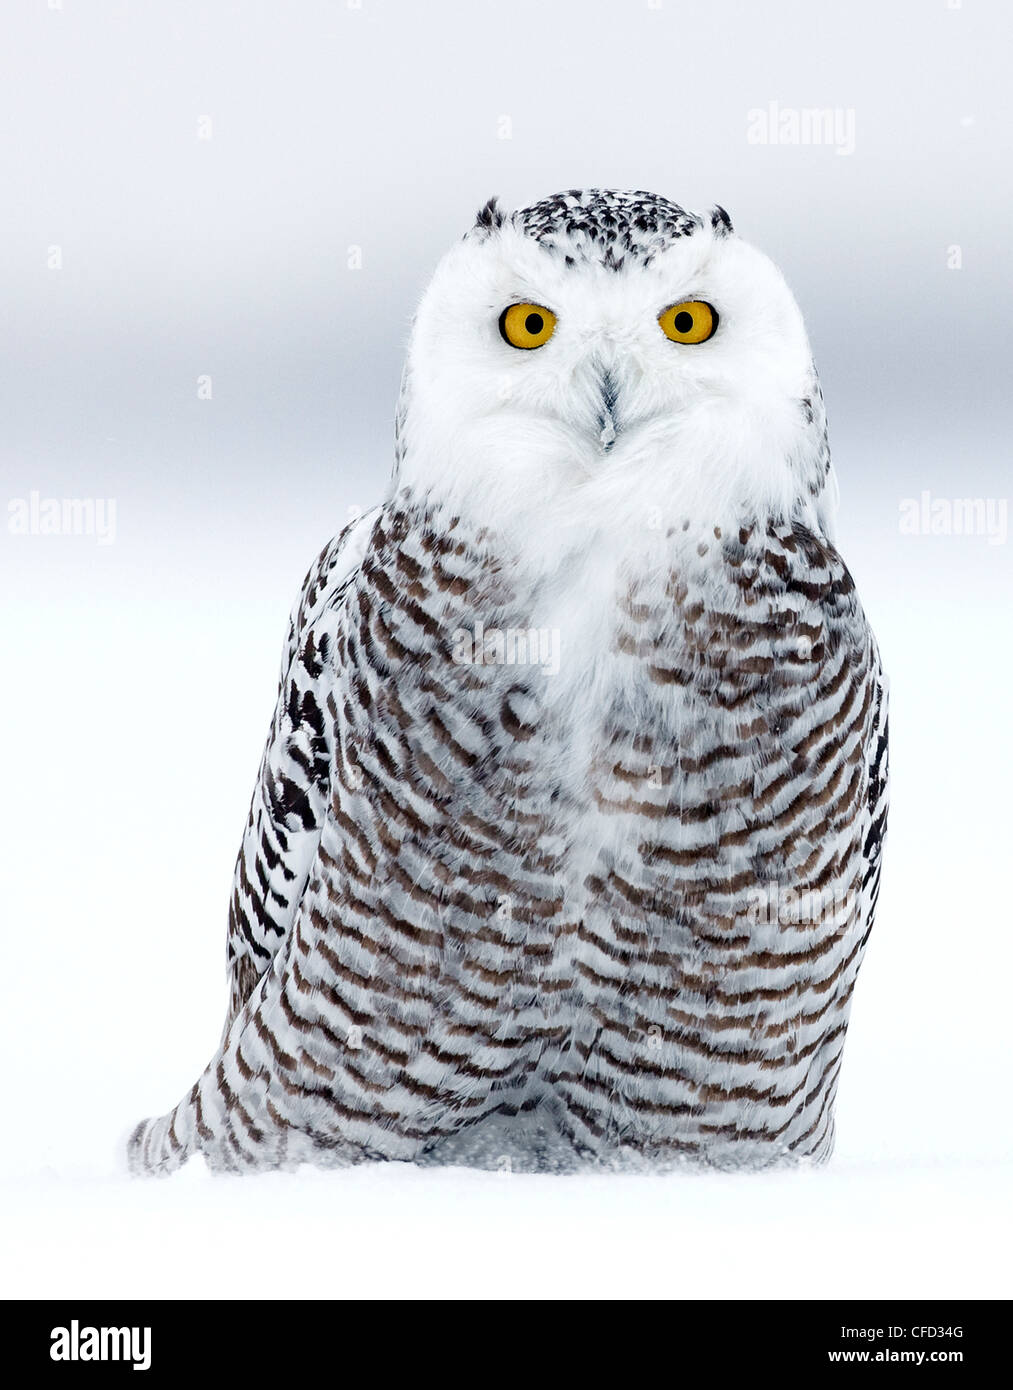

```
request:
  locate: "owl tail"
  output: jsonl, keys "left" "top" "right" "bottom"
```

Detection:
{"left": 126, "top": 1085, "right": 199, "bottom": 1178}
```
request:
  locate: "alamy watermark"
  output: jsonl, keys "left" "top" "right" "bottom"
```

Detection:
{"left": 747, "top": 101, "right": 856, "bottom": 157}
{"left": 51, "top": 1319, "right": 151, "bottom": 1371}
{"left": 8, "top": 490, "right": 117, "bottom": 545}
{"left": 745, "top": 883, "right": 858, "bottom": 930}
{"left": 452, "top": 621, "right": 560, "bottom": 676}
{"left": 899, "top": 490, "right": 1007, "bottom": 545}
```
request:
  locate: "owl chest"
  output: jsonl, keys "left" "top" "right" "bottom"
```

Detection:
{"left": 407, "top": 605, "right": 776, "bottom": 909}
{"left": 345, "top": 542, "right": 809, "bottom": 980}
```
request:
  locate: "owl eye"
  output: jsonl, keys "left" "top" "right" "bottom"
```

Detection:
{"left": 499, "top": 302, "right": 557, "bottom": 350}
{"left": 658, "top": 300, "right": 718, "bottom": 344}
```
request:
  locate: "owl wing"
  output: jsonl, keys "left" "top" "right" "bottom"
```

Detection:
{"left": 791, "top": 519, "right": 889, "bottom": 945}
{"left": 859, "top": 638, "right": 889, "bottom": 944}
{"left": 223, "top": 508, "right": 378, "bottom": 1027}
{"left": 780, "top": 521, "right": 890, "bottom": 1136}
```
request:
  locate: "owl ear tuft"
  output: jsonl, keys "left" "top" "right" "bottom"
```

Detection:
{"left": 709, "top": 204, "right": 734, "bottom": 237}
{"left": 473, "top": 196, "right": 506, "bottom": 235}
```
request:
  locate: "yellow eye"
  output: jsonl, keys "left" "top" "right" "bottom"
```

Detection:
{"left": 658, "top": 300, "right": 718, "bottom": 344}
{"left": 499, "top": 302, "right": 557, "bottom": 349}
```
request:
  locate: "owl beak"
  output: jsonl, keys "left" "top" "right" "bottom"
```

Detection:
{"left": 593, "top": 362, "right": 621, "bottom": 453}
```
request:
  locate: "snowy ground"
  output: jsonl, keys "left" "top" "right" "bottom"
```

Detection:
{"left": 5, "top": 1158, "right": 1009, "bottom": 1301}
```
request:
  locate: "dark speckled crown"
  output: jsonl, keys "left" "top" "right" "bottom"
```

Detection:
{"left": 472, "top": 188, "right": 732, "bottom": 270}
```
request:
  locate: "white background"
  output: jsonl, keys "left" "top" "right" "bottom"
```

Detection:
{"left": 1, "top": 0, "right": 1010, "bottom": 1299}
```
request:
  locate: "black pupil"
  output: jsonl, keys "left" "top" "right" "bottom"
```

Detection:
{"left": 673, "top": 310, "right": 694, "bottom": 334}
{"left": 524, "top": 312, "right": 544, "bottom": 335}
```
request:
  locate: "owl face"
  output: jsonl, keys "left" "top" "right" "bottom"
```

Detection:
{"left": 397, "top": 190, "right": 831, "bottom": 561}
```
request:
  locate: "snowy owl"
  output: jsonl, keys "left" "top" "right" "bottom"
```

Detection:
{"left": 129, "top": 189, "right": 888, "bottom": 1176}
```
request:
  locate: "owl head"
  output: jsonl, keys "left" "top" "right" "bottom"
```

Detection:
{"left": 394, "top": 189, "right": 835, "bottom": 565}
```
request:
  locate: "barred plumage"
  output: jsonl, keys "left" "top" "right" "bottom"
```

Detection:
{"left": 130, "top": 189, "right": 887, "bottom": 1176}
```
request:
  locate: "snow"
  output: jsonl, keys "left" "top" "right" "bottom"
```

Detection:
{"left": 5, "top": 1158, "right": 1008, "bottom": 1301}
